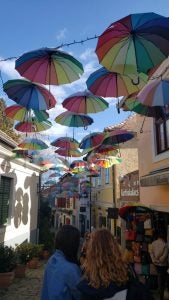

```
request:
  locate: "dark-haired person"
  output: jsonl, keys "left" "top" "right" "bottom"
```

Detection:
{"left": 77, "top": 228, "right": 129, "bottom": 300}
{"left": 41, "top": 225, "right": 81, "bottom": 300}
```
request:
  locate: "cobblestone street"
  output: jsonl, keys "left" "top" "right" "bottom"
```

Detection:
{"left": 0, "top": 262, "right": 45, "bottom": 300}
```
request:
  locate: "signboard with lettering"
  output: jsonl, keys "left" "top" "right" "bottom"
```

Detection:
{"left": 120, "top": 170, "right": 140, "bottom": 202}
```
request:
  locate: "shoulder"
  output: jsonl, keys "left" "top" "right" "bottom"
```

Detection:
{"left": 77, "top": 278, "right": 127, "bottom": 299}
{"left": 126, "top": 279, "right": 154, "bottom": 300}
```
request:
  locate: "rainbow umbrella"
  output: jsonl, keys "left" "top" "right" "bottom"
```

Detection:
{"left": 94, "top": 144, "right": 119, "bottom": 155}
{"left": 3, "top": 79, "right": 56, "bottom": 110}
{"left": 49, "top": 172, "right": 61, "bottom": 178}
{"left": 4, "top": 105, "right": 49, "bottom": 122}
{"left": 70, "top": 160, "right": 88, "bottom": 169}
{"left": 96, "top": 13, "right": 169, "bottom": 75}
{"left": 15, "top": 47, "right": 84, "bottom": 85}
{"left": 44, "top": 180, "right": 56, "bottom": 185}
{"left": 103, "top": 129, "right": 135, "bottom": 145}
{"left": 55, "top": 148, "right": 82, "bottom": 157}
{"left": 55, "top": 111, "right": 93, "bottom": 128}
{"left": 121, "top": 92, "right": 166, "bottom": 118}
{"left": 62, "top": 90, "right": 109, "bottom": 114}
{"left": 51, "top": 136, "right": 79, "bottom": 148}
{"left": 18, "top": 138, "right": 48, "bottom": 150}
{"left": 79, "top": 132, "right": 105, "bottom": 150}
{"left": 119, "top": 204, "right": 153, "bottom": 220}
{"left": 86, "top": 68, "right": 148, "bottom": 97}
{"left": 15, "top": 119, "right": 52, "bottom": 132}
{"left": 137, "top": 78, "right": 169, "bottom": 106}
{"left": 93, "top": 156, "right": 122, "bottom": 168}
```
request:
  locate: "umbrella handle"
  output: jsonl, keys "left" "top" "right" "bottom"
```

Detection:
{"left": 131, "top": 77, "right": 140, "bottom": 85}
{"left": 84, "top": 126, "right": 88, "bottom": 130}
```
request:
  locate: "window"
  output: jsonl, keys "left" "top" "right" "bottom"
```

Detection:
{"left": 97, "top": 170, "right": 101, "bottom": 186}
{"left": 105, "top": 168, "right": 110, "bottom": 184}
{"left": 155, "top": 117, "right": 169, "bottom": 154}
{"left": 0, "top": 176, "right": 12, "bottom": 225}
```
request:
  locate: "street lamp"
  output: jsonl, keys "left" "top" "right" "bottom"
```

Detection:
{"left": 87, "top": 171, "right": 99, "bottom": 232}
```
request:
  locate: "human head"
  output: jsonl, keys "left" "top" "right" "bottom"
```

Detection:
{"left": 55, "top": 225, "right": 80, "bottom": 263}
{"left": 83, "top": 228, "right": 128, "bottom": 288}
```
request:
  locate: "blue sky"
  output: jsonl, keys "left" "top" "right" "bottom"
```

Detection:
{"left": 0, "top": 0, "right": 169, "bottom": 150}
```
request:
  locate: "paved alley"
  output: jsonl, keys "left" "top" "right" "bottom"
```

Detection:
{"left": 0, "top": 262, "right": 45, "bottom": 300}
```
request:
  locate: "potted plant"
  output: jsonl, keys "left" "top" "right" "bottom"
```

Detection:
{"left": 27, "top": 243, "right": 43, "bottom": 269}
{"left": 0, "top": 244, "right": 16, "bottom": 287}
{"left": 15, "top": 243, "right": 31, "bottom": 277}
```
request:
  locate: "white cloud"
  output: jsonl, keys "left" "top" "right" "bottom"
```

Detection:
{"left": 56, "top": 28, "right": 68, "bottom": 41}
{"left": 0, "top": 58, "right": 20, "bottom": 80}
{"left": 79, "top": 48, "right": 97, "bottom": 61}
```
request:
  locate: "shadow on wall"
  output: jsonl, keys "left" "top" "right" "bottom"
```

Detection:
{"left": 24, "top": 172, "right": 39, "bottom": 243}
{"left": 14, "top": 188, "right": 29, "bottom": 228}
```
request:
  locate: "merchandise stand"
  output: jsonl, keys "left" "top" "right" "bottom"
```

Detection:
{"left": 124, "top": 210, "right": 158, "bottom": 290}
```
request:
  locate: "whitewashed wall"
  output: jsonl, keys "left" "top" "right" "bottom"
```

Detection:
{"left": 0, "top": 143, "right": 40, "bottom": 247}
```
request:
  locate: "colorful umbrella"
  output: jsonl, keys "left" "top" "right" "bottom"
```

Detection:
{"left": 70, "top": 160, "right": 88, "bottom": 169}
{"left": 93, "top": 144, "right": 119, "bottom": 155}
{"left": 121, "top": 92, "right": 166, "bottom": 118}
{"left": 119, "top": 204, "right": 153, "bottom": 220}
{"left": 18, "top": 138, "right": 49, "bottom": 150}
{"left": 103, "top": 129, "right": 135, "bottom": 145}
{"left": 4, "top": 105, "right": 49, "bottom": 122}
{"left": 51, "top": 136, "right": 79, "bottom": 148}
{"left": 44, "top": 180, "right": 56, "bottom": 186}
{"left": 137, "top": 78, "right": 169, "bottom": 106}
{"left": 3, "top": 79, "right": 56, "bottom": 110}
{"left": 96, "top": 13, "right": 169, "bottom": 75}
{"left": 49, "top": 172, "right": 61, "bottom": 178}
{"left": 15, "top": 119, "right": 52, "bottom": 132}
{"left": 86, "top": 68, "right": 148, "bottom": 97}
{"left": 15, "top": 47, "right": 84, "bottom": 85}
{"left": 93, "top": 156, "right": 122, "bottom": 168}
{"left": 55, "top": 111, "right": 93, "bottom": 128}
{"left": 62, "top": 90, "right": 109, "bottom": 114}
{"left": 55, "top": 148, "right": 82, "bottom": 157}
{"left": 79, "top": 132, "right": 105, "bottom": 150}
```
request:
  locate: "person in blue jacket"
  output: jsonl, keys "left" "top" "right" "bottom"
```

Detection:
{"left": 41, "top": 225, "right": 81, "bottom": 300}
{"left": 77, "top": 228, "right": 129, "bottom": 300}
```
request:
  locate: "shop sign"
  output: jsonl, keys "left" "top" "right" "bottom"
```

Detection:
{"left": 120, "top": 170, "right": 140, "bottom": 201}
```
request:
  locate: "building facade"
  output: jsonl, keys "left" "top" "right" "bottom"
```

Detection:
{"left": 0, "top": 130, "right": 40, "bottom": 247}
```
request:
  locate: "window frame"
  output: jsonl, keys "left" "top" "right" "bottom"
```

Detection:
{"left": 0, "top": 175, "right": 13, "bottom": 226}
{"left": 155, "top": 116, "right": 169, "bottom": 154}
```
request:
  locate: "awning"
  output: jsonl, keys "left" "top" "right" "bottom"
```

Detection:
{"left": 140, "top": 168, "right": 169, "bottom": 186}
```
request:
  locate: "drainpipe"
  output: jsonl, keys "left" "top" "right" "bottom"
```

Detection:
{"left": 112, "top": 164, "right": 117, "bottom": 236}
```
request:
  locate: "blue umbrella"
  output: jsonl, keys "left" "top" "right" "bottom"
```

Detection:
{"left": 3, "top": 79, "right": 56, "bottom": 110}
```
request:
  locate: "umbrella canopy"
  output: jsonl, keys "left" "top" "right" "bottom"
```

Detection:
{"left": 4, "top": 105, "right": 49, "bottom": 122}
{"left": 96, "top": 13, "right": 169, "bottom": 75}
{"left": 55, "top": 148, "right": 82, "bottom": 157}
{"left": 55, "top": 111, "right": 93, "bottom": 128}
{"left": 93, "top": 156, "right": 122, "bottom": 168}
{"left": 70, "top": 160, "right": 88, "bottom": 169}
{"left": 62, "top": 90, "right": 109, "bottom": 114}
{"left": 51, "top": 136, "right": 79, "bottom": 148}
{"left": 103, "top": 129, "right": 135, "bottom": 145}
{"left": 119, "top": 204, "right": 153, "bottom": 220}
{"left": 15, "top": 47, "right": 84, "bottom": 85}
{"left": 86, "top": 68, "right": 148, "bottom": 97}
{"left": 79, "top": 132, "right": 105, "bottom": 150}
{"left": 93, "top": 144, "right": 119, "bottom": 155}
{"left": 15, "top": 119, "right": 52, "bottom": 132}
{"left": 49, "top": 172, "right": 61, "bottom": 178}
{"left": 3, "top": 79, "right": 56, "bottom": 110}
{"left": 137, "top": 78, "right": 169, "bottom": 106}
{"left": 121, "top": 92, "right": 166, "bottom": 118}
{"left": 44, "top": 180, "right": 56, "bottom": 185}
{"left": 18, "top": 138, "right": 49, "bottom": 150}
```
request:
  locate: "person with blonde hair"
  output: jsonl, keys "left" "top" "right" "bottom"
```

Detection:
{"left": 77, "top": 228, "right": 129, "bottom": 299}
